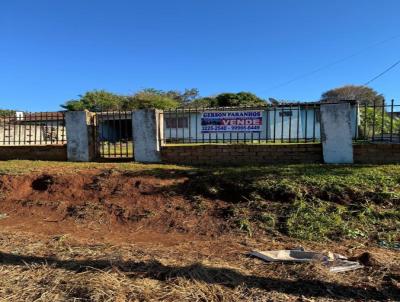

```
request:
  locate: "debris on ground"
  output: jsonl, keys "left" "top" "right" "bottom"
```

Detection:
{"left": 0, "top": 214, "right": 8, "bottom": 220}
{"left": 250, "top": 249, "right": 331, "bottom": 263}
{"left": 250, "top": 249, "right": 364, "bottom": 273}
{"left": 326, "top": 260, "right": 364, "bottom": 273}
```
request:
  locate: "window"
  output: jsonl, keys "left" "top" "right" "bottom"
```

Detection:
{"left": 165, "top": 117, "right": 189, "bottom": 129}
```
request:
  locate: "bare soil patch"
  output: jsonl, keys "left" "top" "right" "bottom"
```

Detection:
{"left": 0, "top": 170, "right": 230, "bottom": 240}
{"left": 0, "top": 169, "right": 399, "bottom": 301}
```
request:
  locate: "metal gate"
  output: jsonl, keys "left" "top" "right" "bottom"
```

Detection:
{"left": 94, "top": 111, "right": 134, "bottom": 160}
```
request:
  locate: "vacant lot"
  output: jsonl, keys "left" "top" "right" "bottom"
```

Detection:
{"left": 0, "top": 161, "right": 399, "bottom": 301}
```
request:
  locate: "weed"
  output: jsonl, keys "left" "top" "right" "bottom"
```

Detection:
{"left": 236, "top": 218, "right": 252, "bottom": 237}
{"left": 254, "top": 212, "right": 276, "bottom": 229}
{"left": 253, "top": 179, "right": 302, "bottom": 202}
{"left": 346, "top": 228, "right": 368, "bottom": 239}
{"left": 286, "top": 199, "right": 346, "bottom": 241}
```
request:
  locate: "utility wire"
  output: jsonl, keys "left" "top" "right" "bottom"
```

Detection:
{"left": 262, "top": 34, "right": 400, "bottom": 93}
{"left": 364, "top": 59, "right": 400, "bottom": 85}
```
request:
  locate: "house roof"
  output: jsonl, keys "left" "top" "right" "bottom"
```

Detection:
{"left": 18, "top": 112, "right": 65, "bottom": 122}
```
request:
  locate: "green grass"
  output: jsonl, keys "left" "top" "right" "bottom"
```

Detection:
{"left": 286, "top": 199, "right": 347, "bottom": 241}
{"left": 183, "top": 164, "right": 400, "bottom": 243}
{"left": 0, "top": 160, "right": 188, "bottom": 175}
{"left": 0, "top": 160, "right": 399, "bottom": 245}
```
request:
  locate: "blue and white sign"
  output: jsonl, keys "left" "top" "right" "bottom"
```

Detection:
{"left": 201, "top": 110, "right": 263, "bottom": 133}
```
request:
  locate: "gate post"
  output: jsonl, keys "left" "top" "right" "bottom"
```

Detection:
{"left": 132, "top": 109, "right": 163, "bottom": 163}
{"left": 320, "top": 102, "right": 354, "bottom": 164}
{"left": 65, "top": 110, "right": 96, "bottom": 162}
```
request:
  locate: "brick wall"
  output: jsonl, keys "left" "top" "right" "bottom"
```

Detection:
{"left": 0, "top": 145, "right": 67, "bottom": 161}
{"left": 161, "top": 143, "right": 323, "bottom": 165}
{"left": 354, "top": 143, "right": 400, "bottom": 164}
{"left": 2, "top": 142, "right": 398, "bottom": 164}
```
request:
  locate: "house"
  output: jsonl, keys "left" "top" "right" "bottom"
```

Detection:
{"left": 163, "top": 103, "right": 359, "bottom": 143}
{"left": 0, "top": 112, "right": 66, "bottom": 145}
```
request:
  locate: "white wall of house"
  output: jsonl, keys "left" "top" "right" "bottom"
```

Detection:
{"left": 0, "top": 121, "right": 66, "bottom": 145}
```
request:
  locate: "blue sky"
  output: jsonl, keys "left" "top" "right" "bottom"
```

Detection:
{"left": 1, "top": 0, "right": 399, "bottom": 111}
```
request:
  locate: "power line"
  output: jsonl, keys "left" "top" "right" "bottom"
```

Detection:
{"left": 364, "top": 59, "right": 400, "bottom": 85}
{"left": 262, "top": 34, "right": 400, "bottom": 93}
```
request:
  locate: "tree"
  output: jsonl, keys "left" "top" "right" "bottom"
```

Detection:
{"left": 358, "top": 107, "right": 400, "bottom": 139}
{"left": 125, "top": 89, "right": 180, "bottom": 110}
{"left": 61, "top": 89, "right": 268, "bottom": 110}
{"left": 165, "top": 88, "right": 199, "bottom": 105}
{"left": 61, "top": 88, "right": 181, "bottom": 111}
{"left": 186, "top": 92, "right": 266, "bottom": 108}
{"left": 61, "top": 90, "right": 126, "bottom": 111}
{"left": 321, "top": 85, "right": 384, "bottom": 105}
{"left": 185, "top": 97, "right": 215, "bottom": 108}
{"left": 0, "top": 109, "right": 16, "bottom": 116}
{"left": 211, "top": 92, "right": 267, "bottom": 107}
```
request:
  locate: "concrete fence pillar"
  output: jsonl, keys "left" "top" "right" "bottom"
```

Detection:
{"left": 132, "top": 109, "right": 163, "bottom": 163}
{"left": 65, "top": 110, "right": 95, "bottom": 162}
{"left": 320, "top": 102, "right": 354, "bottom": 164}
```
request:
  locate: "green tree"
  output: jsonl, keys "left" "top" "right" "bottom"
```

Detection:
{"left": 359, "top": 107, "right": 400, "bottom": 139}
{"left": 321, "top": 85, "right": 384, "bottom": 105}
{"left": 124, "top": 89, "right": 180, "bottom": 110}
{"left": 61, "top": 90, "right": 126, "bottom": 111}
{"left": 183, "top": 92, "right": 268, "bottom": 108}
{"left": 0, "top": 109, "right": 16, "bottom": 116}
{"left": 211, "top": 92, "right": 267, "bottom": 107}
{"left": 61, "top": 88, "right": 182, "bottom": 111}
{"left": 165, "top": 88, "right": 199, "bottom": 105}
{"left": 185, "top": 97, "right": 215, "bottom": 108}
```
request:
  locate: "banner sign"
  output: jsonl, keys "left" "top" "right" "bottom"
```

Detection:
{"left": 201, "top": 110, "right": 263, "bottom": 133}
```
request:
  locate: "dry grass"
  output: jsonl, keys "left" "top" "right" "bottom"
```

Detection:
{"left": 0, "top": 231, "right": 399, "bottom": 302}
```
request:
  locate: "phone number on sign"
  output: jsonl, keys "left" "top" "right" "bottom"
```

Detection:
{"left": 202, "top": 125, "right": 261, "bottom": 132}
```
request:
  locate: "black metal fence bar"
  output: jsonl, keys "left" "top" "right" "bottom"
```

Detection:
{"left": 162, "top": 100, "right": 400, "bottom": 145}
{"left": 162, "top": 103, "right": 321, "bottom": 145}
{"left": 355, "top": 99, "right": 400, "bottom": 142}
{"left": 94, "top": 110, "right": 133, "bottom": 159}
{"left": 0, "top": 111, "right": 66, "bottom": 146}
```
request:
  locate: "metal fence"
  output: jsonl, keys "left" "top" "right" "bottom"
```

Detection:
{"left": 0, "top": 111, "right": 66, "bottom": 146}
{"left": 355, "top": 100, "right": 400, "bottom": 142}
{"left": 162, "top": 101, "right": 400, "bottom": 145}
{"left": 161, "top": 103, "right": 323, "bottom": 144}
{"left": 94, "top": 110, "right": 134, "bottom": 159}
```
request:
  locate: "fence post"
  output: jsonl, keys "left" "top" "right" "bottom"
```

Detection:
{"left": 65, "top": 110, "right": 95, "bottom": 162}
{"left": 132, "top": 109, "right": 163, "bottom": 163}
{"left": 320, "top": 102, "right": 354, "bottom": 164}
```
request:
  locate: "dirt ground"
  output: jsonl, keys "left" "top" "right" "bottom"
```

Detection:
{"left": 0, "top": 168, "right": 399, "bottom": 301}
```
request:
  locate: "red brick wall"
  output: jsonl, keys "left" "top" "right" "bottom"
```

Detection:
{"left": 3, "top": 143, "right": 396, "bottom": 164}
{"left": 161, "top": 143, "right": 323, "bottom": 165}
{"left": 354, "top": 143, "right": 400, "bottom": 164}
{"left": 0, "top": 145, "right": 67, "bottom": 161}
